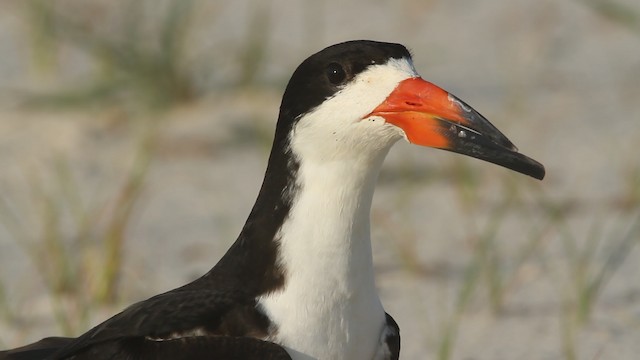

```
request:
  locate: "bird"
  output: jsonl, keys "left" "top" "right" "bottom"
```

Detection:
{"left": 0, "top": 40, "right": 544, "bottom": 360}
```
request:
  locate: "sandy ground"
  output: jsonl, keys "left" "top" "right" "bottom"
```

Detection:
{"left": 0, "top": 0, "right": 639, "bottom": 359}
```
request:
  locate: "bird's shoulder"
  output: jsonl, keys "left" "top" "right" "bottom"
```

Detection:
{"left": 374, "top": 312, "right": 400, "bottom": 360}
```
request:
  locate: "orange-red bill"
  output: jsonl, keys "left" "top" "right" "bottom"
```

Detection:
{"left": 369, "top": 77, "right": 545, "bottom": 180}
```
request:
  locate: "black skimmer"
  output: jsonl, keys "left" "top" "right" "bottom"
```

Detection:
{"left": 0, "top": 40, "right": 544, "bottom": 360}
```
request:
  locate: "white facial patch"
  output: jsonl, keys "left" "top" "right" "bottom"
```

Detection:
{"left": 290, "top": 57, "right": 420, "bottom": 162}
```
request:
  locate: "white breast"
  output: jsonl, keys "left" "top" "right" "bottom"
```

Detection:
{"left": 257, "top": 152, "right": 390, "bottom": 360}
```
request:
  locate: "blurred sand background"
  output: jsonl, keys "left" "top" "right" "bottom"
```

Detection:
{"left": 0, "top": 0, "right": 639, "bottom": 359}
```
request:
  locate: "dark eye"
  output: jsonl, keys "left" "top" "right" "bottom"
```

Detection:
{"left": 326, "top": 62, "right": 346, "bottom": 85}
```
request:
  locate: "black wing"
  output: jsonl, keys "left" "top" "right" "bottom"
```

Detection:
{"left": 0, "top": 337, "right": 72, "bottom": 360}
{"left": 1, "top": 281, "right": 288, "bottom": 360}
{"left": 0, "top": 336, "right": 291, "bottom": 360}
{"left": 79, "top": 336, "right": 291, "bottom": 360}
{"left": 384, "top": 313, "right": 401, "bottom": 360}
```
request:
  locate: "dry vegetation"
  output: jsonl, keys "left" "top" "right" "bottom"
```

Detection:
{"left": 0, "top": 0, "right": 639, "bottom": 358}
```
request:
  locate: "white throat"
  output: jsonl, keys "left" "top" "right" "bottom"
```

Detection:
{"left": 258, "top": 56, "right": 416, "bottom": 359}
{"left": 258, "top": 146, "right": 392, "bottom": 360}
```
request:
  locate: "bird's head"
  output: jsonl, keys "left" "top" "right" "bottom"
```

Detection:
{"left": 277, "top": 40, "right": 544, "bottom": 180}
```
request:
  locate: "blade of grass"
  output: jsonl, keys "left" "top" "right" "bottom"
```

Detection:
{"left": 578, "top": 213, "right": 640, "bottom": 323}
{"left": 95, "top": 125, "right": 155, "bottom": 303}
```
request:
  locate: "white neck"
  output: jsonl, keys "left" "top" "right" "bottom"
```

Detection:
{"left": 258, "top": 147, "right": 392, "bottom": 360}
